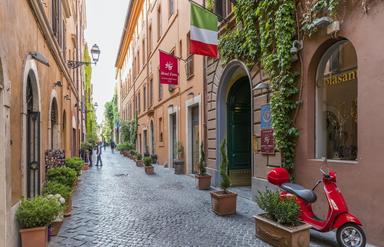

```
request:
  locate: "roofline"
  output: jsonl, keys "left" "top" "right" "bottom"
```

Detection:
{"left": 115, "top": 0, "right": 143, "bottom": 68}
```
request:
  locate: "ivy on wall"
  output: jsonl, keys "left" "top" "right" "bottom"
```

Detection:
{"left": 219, "top": 0, "right": 299, "bottom": 173}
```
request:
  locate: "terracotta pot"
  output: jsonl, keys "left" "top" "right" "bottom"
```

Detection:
{"left": 254, "top": 214, "right": 311, "bottom": 247}
{"left": 195, "top": 175, "right": 211, "bottom": 190}
{"left": 144, "top": 165, "right": 154, "bottom": 175}
{"left": 136, "top": 160, "right": 144, "bottom": 167}
{"left": 173, "top": 160, "right": 185, "bottom": 174}
{"left": 210, "top": 191, "right": 237, "bottom": 216}
{"left": 64, "top": 197, "right": 72, "bottom": 217}
{"left": 20, "top": 226, "right": 48, "bottom": 247}
{"left": 50, "top": 221, "right": 63, "bottom": 236}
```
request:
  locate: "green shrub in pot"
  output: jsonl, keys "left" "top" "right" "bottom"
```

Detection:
{"left": 43, "top": 181, "right": 72, "bottom": 201}
{"left": 16, "top": 196, "right": 62, "bottom": 229}
{"left": 65, "top": 157, "right": 84, "bottom": 176}
{"left": 47, "top": 167, "right": 77, "bottom": 188}
{"left": 143, "top": 157, "right": 152, "bottom": 167}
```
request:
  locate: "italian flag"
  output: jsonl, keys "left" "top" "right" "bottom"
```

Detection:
{"left": 190, "top": 2, "right": 218, "bottom": 58}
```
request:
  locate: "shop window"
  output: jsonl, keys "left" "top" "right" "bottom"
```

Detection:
{"left": 169, "top": 0, "right": 174, "bottom": 18}
{"left": 315, "top": 40, "right": 358, "bottom": 161}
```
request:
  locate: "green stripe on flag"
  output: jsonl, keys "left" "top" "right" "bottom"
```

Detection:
{"left": 191, "top": 2, "right": 218, "bottom": 32}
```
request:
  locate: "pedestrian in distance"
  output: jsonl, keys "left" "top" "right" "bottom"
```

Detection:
{"left": 111, "top": 140, "right": 116, "bottom": 154}
{"left": 103, "top": 141, "right": 107, "bottom": 151}
{"left": 96, "top": 142, "right": 103, "bottom": 166}
{"left": 88, "top": 144, "right": 93, "bottom": 166}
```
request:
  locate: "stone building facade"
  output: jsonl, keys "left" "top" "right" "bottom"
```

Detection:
{"left": 115, "top": 0, "right": 205, "bottom": 173}
{"left": 0, "top": 0, "right": 87, "bottom": 246}
{"left": 205, "top": 1, "right": 384, "bottom": 245}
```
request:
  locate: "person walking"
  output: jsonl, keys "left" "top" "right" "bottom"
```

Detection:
{"left": 111, "top": 140, "right": 116, "bottom": 154}
{"left": 96, "top": 142, "right": 103, "bottom": 166}
{"left": 103, "top": 141, "right": 107, "bottom": 151}
{"left": 88, "top": 144, "right": 93, "bottom": 167}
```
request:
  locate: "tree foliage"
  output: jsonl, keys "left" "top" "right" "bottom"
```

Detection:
{"left": 84, "top": 46, "right": 97, "bottom": 143}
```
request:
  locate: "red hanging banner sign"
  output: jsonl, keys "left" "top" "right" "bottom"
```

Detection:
{"left": 159, "top": 50, "right": 179, "bottom": 85}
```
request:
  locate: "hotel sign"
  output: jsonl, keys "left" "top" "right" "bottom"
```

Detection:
{"left": 261, "top": 129, "right": 275, "bottom": 155}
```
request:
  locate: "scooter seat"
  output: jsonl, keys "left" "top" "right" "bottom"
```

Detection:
{"left": 281, "top": 183, "right": 317, "bottom": 203}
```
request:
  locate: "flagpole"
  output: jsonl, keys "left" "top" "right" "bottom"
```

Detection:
{"left": 188, "top": 0, "right": 228, "bottom": 22}
{"left": 159, "top": 49, "right": 187, "bottom": 63}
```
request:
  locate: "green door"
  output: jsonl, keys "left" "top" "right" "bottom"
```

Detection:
{"left": 227, "top": 77, "right": 251, "bottom": 186}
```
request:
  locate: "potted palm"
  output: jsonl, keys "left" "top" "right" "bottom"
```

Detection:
{"left": 136, "top": 153, "right": 144, "bottom": 167}
{"left": 254, "top": 189, "right": 311, "bottom": 247}
{"left": 174, "top": 142, "right": 185, "bottom": 175}
{"left": 144, "top": 157, "right": 154, "bottom": 175}
{"left": 195, "top": 142, "right": 211, "bottom": 190}
{"left": 210, "top": 139, "right": 237, "bottom": 216}
{"left": 16, "top": 196, "right": 62, "bottom": 247}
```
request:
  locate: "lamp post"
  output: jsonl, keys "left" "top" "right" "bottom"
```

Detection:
{"left": 67, "top": 44, "right": 101, "bottom": 69}
{"left": 255, "top": 82, "right": 271, "bottom": 103}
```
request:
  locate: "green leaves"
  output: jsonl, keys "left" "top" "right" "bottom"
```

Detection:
{"left": 218, "top": 0, "right": 300, "bottom": 174}
{"left": 256, "top": 189, "right": 300, "bottom": 226}
{"left": 198, "top": 142, "right": 206, "bottom": 176}
{"left": 16, "top": 196, "right": 62, "bottom": 229}
{"left": 220, "top": 139, "right": 231, "bottom": 192}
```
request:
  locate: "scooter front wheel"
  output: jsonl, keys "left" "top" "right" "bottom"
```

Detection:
{"left": 336, "top": 223, "right": 366, "bottom": 247}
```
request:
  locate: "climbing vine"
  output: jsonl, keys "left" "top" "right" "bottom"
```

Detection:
{"left": 219, "top": 0, "right": 299, "bottom": 173}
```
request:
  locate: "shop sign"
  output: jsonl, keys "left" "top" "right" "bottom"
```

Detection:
{"left": 261, "top": 104, "right": 272, "bottom": 129}
{"left": 324, "top": 69, "right": 357, "bottom": 87}
{"left": 261, "top": 129, "right": 275, "bottom": 155}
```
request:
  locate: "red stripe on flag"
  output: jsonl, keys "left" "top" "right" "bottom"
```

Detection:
{"left": 190, "top": 40, "right": 218, "bottom": 58}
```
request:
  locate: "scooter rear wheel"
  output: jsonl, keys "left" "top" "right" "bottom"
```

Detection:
{"left": 336, "top": 223, "right": 366, "bottom": 247}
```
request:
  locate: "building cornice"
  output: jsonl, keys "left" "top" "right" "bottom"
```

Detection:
{"left": 115, "top": 0, "right": 144, "bottom": 68}
{"left": 28, "top": 0, "right": 79, "bottom": 100}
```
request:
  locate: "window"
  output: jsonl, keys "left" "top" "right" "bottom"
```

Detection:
{"left": 169, "top": 49, "right": 177, "bottom": 91}
{"left": 142, "top": 39, "right": 146, "bottom": 67}
{"left": 159, "top": 77, "right": 163, "bottom": 101}
{"left": 157, "top": 5, "right": 162, "bottom": 41}
{"left": 186, "top": 33, "right": 194, "bottom": 79}
{"left": 214, "top": 0, "right": 233, "bottom": 20}
{"left": 143, "top": 85, "right": 147, "bottom": 110}
{"left": 169, "top": 0, "right": 174, "bottom": 18}
{"left": 159, "top": 117, "right": 163, "bottom": 142}
{"left": 149, "top": 25, "right": 152, "bottom": 53}
{"left": 137, "top": 92, "right": 141, "bottom": 113}
{"left": 149, "top": 79, "right": 153, "bottom": 107}
{"left": 52, "top": 0, "right": 62, "bottom": 43}
{"left": 315, "top": 40, "right": 358, "bottom": 161}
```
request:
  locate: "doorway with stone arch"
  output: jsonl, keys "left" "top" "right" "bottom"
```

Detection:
{"left": 216, "top": 61, "right": 253, "bottom": 187}
{"left": 25, "top": 70, "right": 41, "bottom": 198}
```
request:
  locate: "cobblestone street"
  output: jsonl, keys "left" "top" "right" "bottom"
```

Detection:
{"left": 49, "top": 149, "right": 340, "bottom": 247}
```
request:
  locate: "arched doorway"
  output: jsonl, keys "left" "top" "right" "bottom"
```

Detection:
{"left": 50, "top": 97, "right": 59, "bottom": 149}
{"left": 26, "top": 71, "right": 40, "bottom": 198}
{"left": 216, "top": 61, "right": 253, "bottom": 187}
{"left": 227, "top": 77, "right": 252, "bottom": 186}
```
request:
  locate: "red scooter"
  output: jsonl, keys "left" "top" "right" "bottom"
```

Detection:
{"left": 267, "top": 163, "right": 366, "bottom": 247}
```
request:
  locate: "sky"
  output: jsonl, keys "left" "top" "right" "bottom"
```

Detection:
{"left": 85, "top": 0, "right": 130, "bottom": 124}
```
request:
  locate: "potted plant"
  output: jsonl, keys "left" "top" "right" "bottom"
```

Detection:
{"left": 195, "top": 142, "right": 211, "bottom": 190}
{"left": 174, "top": 142, "right": 185, "bottom": 175}
{"left": 130, "top": 150, "right": 137, "bottom": 161}
{"left": 151, "top": 154, "right": 158, "bottom": 164}
{"left": 254, "top": 189, "right": 311, "bottom": 247}
{"left": 136, "top": 153, "right": 144, "bottom": 167}
{"left": 47, "top": 167, "right": 77, "bottom": 216}
{"left": 43, "top": 181, "right": 71, "bottom": 232}
{"left": 45, "top": 194, "right": 66, "bottom": 236}
{"left": 16, "top": 196, "right": 62, "bottom": 247}
{"left": 65, "top": 157, "right": 85, "bottom": 175}
{"left": 143, "top": 157, "right": 154, "bottom": 175}
{"left": 210, "top": 139, "right": 237, "bottom": 216}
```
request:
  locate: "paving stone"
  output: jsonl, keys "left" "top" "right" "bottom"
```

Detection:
{"left": 49, "top": 149, "right": 336, "bottom": 247}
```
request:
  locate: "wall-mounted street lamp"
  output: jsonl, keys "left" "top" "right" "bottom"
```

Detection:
{"left": 67, "top": 44, "right": 101, "bottom": 69}
{"left": 64, "top": 95, "right": 71, "bottom": 101}
{"left": 53, "top": 81, "right": 63, "bottom": 88}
